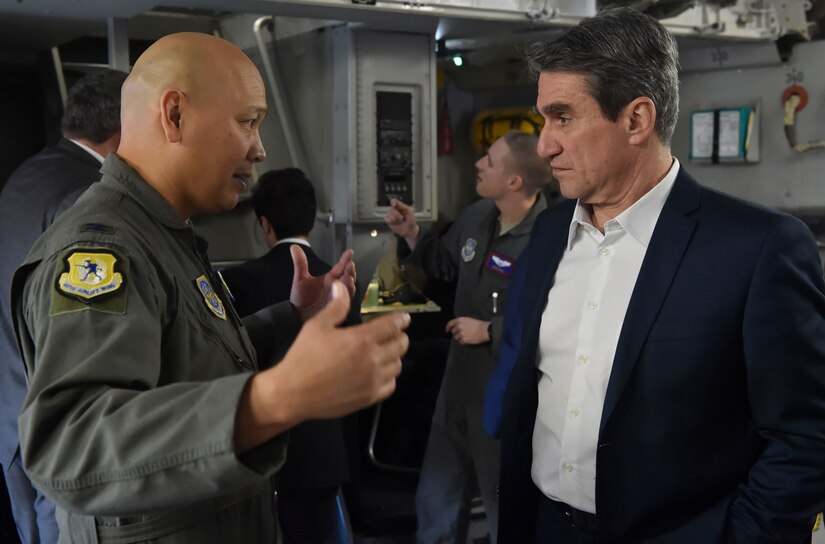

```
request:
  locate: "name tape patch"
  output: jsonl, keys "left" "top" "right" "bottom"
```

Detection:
{"left": 485, "top": 251, "right": 514, "bottom": 277}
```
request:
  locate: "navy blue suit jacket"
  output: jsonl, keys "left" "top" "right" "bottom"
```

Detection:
{"left": 498, "top": 168, "right": 825, "bottom": 543}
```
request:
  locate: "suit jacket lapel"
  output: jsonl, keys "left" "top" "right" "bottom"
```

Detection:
{"left": 513, "top": 201, "right": 575, "bottom": 436}
{"left": 524, "top": 201, "right": 575, "bottom": 331}
{"left": 599, "top": 170, "right": 702, "bottom": 433}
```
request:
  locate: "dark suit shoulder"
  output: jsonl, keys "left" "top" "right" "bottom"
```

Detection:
{"left": 532, "top": 198, "right": 576, "bottom": 233}
{"left": 683, "top": 172, "right": 810, "bottom": 240}
{"left": 698, "top": 185, "right": 785, "bottom": 221}
{"left": 222, "top": 244, "right": 332, "bottom": 317}
{"left": 0, "top": 142, "right": 102, "bottom": 222}
{"left": 6, "top": 140, "right": 101, "bottom": 191}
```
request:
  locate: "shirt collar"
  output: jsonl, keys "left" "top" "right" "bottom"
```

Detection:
{"left": 502, "top": 192, "right": 548, "bottom": 237}
{"left": 99, "top": 153, "right": 191, "bottom": 230}
{"left": 566, "top": 157, "right": 680, "bottom": 250}
{"left": 274, "top": 237, "right": 311, "bottom": 248}
{"left": 68, "top": 139, "right": 106, "bottom": 164}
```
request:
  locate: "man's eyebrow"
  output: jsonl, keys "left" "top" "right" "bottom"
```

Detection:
{"left": 537, "top": 102, "right": 572, "bottom": 115}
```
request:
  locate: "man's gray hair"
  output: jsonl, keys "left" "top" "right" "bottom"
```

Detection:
{"left": 527, "top": 7, "right": 680, "bottom": 145}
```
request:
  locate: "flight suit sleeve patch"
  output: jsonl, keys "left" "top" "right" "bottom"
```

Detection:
{"left": 50, "top": 249, "right": 128, "bottom": 316}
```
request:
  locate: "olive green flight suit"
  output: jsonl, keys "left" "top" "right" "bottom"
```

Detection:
{"left": 11, "top": 154, "right": 298, "bottom": 543}
{"left": 402, "top": 195, "right": 547, "bottom": 543}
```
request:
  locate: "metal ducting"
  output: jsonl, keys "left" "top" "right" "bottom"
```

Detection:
{"left": 597, "top": 0, "right": 736, "bottom": 19}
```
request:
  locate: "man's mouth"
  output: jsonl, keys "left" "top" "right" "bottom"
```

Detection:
{"left": 233, "top": 174, "right": 251, "bottom": 188}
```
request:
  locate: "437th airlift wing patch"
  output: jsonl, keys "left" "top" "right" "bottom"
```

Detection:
{"left": 51, "top": 248, "right": 127, "bottom": 316}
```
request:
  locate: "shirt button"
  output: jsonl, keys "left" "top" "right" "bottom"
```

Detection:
{"left": 578, "top": 355, "right": 589, "bottom": 365}
{"left": 570, "top": 408, "right": 581, "bottom": 417}
{"left": 588, "top": 300, "right": 599, "bottom": 310}
{"left": 601, "top": 247, "right": 611, "bottom": 256}
{"left": 562, "top": 463, "right": 575, "bottom": 473}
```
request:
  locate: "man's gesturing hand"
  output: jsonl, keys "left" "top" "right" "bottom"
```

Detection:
{"left": 446, "top": 317, "right": 490, "bottom": 345}
{"left": 383, "top": 199, "right": 420, "bottom": 249}
{"left": 235, "top": 282, "right": 410, "bottom": 453}
{"left": 289, "top": 245, "right": 356, "bottom": 322}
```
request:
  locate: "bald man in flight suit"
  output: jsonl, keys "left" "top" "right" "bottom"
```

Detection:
{"left": 11, "top": 32, "right": 409, "bottom": 543}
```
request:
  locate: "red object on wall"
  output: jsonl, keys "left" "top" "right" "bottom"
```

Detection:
{"left": 438, "top": 98, "right": 454, "bottom": 156}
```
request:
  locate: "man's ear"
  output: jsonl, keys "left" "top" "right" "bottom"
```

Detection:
{"left": 624, "top": 96, "right": 657, "bottom": 146}
{"left": 260, "top": 216, "right": 278, "bottom": 247}
{"left": 259, "top": 216, "right": 272, "bottom": 235}
{"left": 160, "top": 90, "right": 184, "bottom": 143}
{"left": 508, "top": 174, "right": 525, "bottom": 193}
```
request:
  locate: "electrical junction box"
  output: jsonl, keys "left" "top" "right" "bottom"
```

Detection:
{"left": 272, "top": 25, "right": 437, "bottom": 225}
{"left": 342, "top": 28, "right": 437, "bottom": 222}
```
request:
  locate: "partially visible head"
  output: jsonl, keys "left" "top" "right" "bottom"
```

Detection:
{"left": 527, "top": 7, "right": 679, "bottom": 146}
{"left": 61, "top": 69, "right": 127, "bottom": 150}
{"left": 474, "top": 130, "right": 552, "bottom": 201}
{"left": 251, "top": 168, "right": 317, "bottom": 246}
{"left": 118, "top": 32, "right": 267, "bottom": 220}
{"left": 500, "top": 131, "right": 553, "bottom": 194}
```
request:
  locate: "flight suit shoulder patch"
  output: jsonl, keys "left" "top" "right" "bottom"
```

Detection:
{"left": 50, "top": 248, "right": 128, "bottom": 316}
{"left": 461, "top": 238, "right": 478, "bottom": 262}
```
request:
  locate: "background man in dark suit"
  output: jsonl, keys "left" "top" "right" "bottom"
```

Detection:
{"left": 0, "top": 69, "right": 126, "bottom": 544}
{"left": 499, "top": 7, "right": 825, "bottom": 543}
{"left": 221, "top": 167, "right": 358, "bottom": 544}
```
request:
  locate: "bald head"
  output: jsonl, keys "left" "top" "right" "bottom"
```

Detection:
{"left": 118, "top": 32, "right": 268, "bottom": 220}
{"left": 121, "top": 33, "right": 261, "bottom": 144}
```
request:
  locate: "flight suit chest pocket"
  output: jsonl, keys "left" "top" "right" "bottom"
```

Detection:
{"left": 180, "top": 275, "right": 252, "bottom": 374}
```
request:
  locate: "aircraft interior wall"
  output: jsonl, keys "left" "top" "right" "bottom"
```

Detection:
{"left": 672, "top": 39, "right": 825, "bottom": 210}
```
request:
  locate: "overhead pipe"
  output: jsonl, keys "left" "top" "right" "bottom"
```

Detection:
{"left": 253, "top": 16, "right": 309, "bottom": 174}
{"left": 253, "top": 16, "right": 335, "bottom": 230}
{"left": 51, "top": 47, "right": 68, "bottom": 108}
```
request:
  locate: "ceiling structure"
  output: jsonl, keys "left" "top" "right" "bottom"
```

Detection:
{"left": 0, "top": 0, "right": 819, "bottom": 65}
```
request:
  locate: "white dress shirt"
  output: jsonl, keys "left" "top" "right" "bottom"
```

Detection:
{"left": 68, "top": 139, "right": 106, "bottom": 164}
{"left": 274, "top": 237, "right": 310, "bottom": 248}
{"left": 531, "top": 158, "right": 680, "bottom": 513}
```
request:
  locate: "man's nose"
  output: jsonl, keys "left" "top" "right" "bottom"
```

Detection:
{"left": 249, "top": 133, "right": 266, "bottom": 162}
{"left": 537, "top": 128, "right": 561, "bottom": 159}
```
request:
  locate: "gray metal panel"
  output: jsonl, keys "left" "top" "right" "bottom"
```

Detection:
{"left": 353, "top": 30, "right": 437, "bottom": 223}
{"left": 332, "top": 25, "right": 355, "bottom": 227}
{"left": 672, "top": 39, "right": 825, "bottom": 213}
